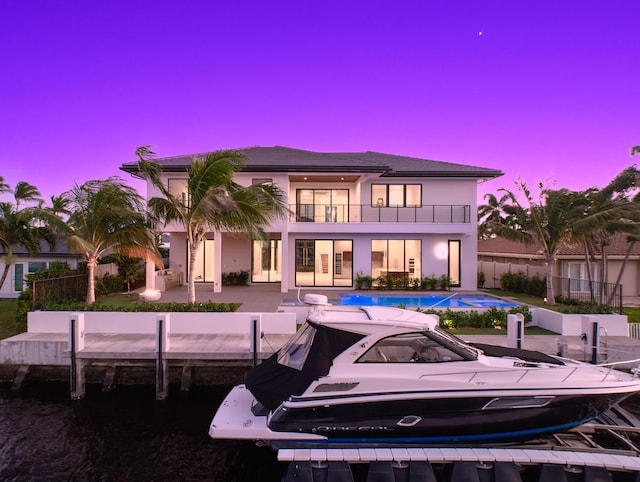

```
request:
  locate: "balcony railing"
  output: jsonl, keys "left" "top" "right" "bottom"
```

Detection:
{"left": 289, "top": 204, "right": 471, "bottom": 223}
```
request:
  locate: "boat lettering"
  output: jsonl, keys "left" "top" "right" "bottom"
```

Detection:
{"left": 313, "top": 426, "right": 394, "bottom": 432}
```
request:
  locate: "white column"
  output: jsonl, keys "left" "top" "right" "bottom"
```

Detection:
{"left": 280, "top": 234, "right": 289, "bottom": 293}
{"left": 146, "top": 256, "right": 156, "bottom": 290}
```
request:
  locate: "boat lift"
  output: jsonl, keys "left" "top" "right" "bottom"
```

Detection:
{"left": 278, "top": 405, "right": 640, "bottom": 482}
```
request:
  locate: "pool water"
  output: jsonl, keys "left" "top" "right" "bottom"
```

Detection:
{"left": 338, "top": 293, "right": 519, "bottom": 308}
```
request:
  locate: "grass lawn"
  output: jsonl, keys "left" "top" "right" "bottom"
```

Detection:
{"left": 0, "top": 299, "right": 20, "bottom": 339}
{"left": 623, "top": 307, "right": 640, "bottom": 324}
{"left": 97, "top": 292, "right": 139, "bottom": 305}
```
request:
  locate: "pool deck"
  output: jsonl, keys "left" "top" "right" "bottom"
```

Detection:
{"left": 154, "top": 284, "right": 522, "bottom": 310}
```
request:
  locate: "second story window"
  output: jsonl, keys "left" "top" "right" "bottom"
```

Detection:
{"left": 372, "top": 184, "right": 421, "bottom": 207}
{"left": 168, "top": 178, "right": 189, "bottom": 206}
{"left": 295, "top": 189, "right": 349, "bottom": 222}
{"left": 252, "top": 178, "right": 273, "bottom": 186}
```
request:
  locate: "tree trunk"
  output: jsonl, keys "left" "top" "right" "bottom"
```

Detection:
{"left": 0, "top": 263, "right": 10, "bottom": 292}
{"left": 544, "top": 255, "right": 555, "bottom": 305}
{"left": 86, "top": 258, "right": 97, "bottom": 304}
{"left": 607, "top": 239, "right": 636, "bottom": 306}
{"left": 187, "top": 239, "right": 201, "bottom": 304}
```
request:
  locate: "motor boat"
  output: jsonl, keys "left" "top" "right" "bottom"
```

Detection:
{"left": 209, "top": 294, "right": 640, "bottom": 448}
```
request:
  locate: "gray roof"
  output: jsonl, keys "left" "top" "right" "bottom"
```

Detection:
{"left": 120, "top": 145, "right": 503, "bottom": 179}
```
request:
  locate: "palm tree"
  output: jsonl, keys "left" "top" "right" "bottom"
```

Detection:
{"left": 478, "top": 182, "right": 589, "bottom": 305}
{"left": 0, "top": 180, "right": 57, "bottom": 291}
{"left": 64, "top": 177, "right": 162, "bottom": 304}
{"left": 571, "top": 166, "right": 640, "bottom": 303}
{"left": 135, "top": 146, "right": 288, "bottom": 303}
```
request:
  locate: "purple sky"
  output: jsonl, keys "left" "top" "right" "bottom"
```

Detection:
{"left": 1, "top": 1, "right": 639, "bottom": 204}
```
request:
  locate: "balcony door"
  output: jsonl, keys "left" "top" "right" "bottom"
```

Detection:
{"left": 296, "top": 189, "right": 348, "bottom": 222}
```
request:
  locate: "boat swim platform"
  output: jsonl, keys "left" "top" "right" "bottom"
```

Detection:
{"left": 277, "top": 408, "right": 640, "bottom": 481}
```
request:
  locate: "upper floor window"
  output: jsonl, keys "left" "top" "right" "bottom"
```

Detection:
{"left": 371, "top": 184, "right": 421, "bottom": 207}
{"left": 168, "top": 179, "right": 189, "bottom": 206}
{"left": 252, "top": 178, "right": 273, "bottom": 186}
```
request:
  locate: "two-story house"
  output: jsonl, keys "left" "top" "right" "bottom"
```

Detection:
{"left": 120, "top": 146, "right": 502, "bottom": 294}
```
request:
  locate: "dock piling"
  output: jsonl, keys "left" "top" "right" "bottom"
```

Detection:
{"left": 69, "top": 313, "right": 86, "bottom": 400}
{"left": 156, "top": 315, "right": 170, "bottom": 400}
{"left": 11, "top": 365, "right": 30, "bottom": 390}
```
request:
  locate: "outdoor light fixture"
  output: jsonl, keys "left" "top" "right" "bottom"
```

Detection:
{"left": 435, "top": 243, "right": 448, "bottom": 260}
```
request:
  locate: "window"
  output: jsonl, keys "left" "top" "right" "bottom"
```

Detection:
{"left": 295, "top": 189, "right": 349, "bottom": 222}
{"left": 168, "top": 178, "right": 189, "bottom": 206}
{"left": 295, "top": 239, "right": 353, "bottom": 287}
{"left": 252, "top": 238, "right": 281, "bottom": 283}
{"left": 448, "top": 240, "right": 461, "bottom": 287}
{"left": 371, "top": 184, "right": 421, "bottom": 207}
{"left": 371, "top": 240, "right": 421, "bottom": 280}
{"left": 358, "top": 332, "right": 469, "bottom": 363}
{"left": 252, "top": 178, "right": 273, "bottom": 186}
{"left": 13, "top": 264, "right": 24, "bottom": 292}
{"left": 277, "top": 323, "right": 317, "bottom": 370}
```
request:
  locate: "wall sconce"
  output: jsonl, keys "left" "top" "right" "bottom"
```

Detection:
{"left": 435, "top": 243, "right": 448, "bottom": 260}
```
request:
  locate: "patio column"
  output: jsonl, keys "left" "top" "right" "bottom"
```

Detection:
{"left": 280, "top": 235, "right": 289, "bottom": 293}
{"left": 145, "top": 256, "right": 156, "bottom": 290}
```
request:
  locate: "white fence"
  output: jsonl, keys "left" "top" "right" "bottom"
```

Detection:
{"left": 478, "top": 261, "right": 546, "bottom": 289}
{"left": 27, "top": 311, "right": 296, "bottom": 335}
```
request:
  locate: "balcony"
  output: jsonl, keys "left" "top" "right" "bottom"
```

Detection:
{"left": 289, "top": 204, "right": 471, "bottom": 224}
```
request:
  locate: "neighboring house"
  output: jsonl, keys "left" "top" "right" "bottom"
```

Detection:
{"left": 121, "top": 146, "right": 503, "bottom": 293}
{"left": 0, "top": 238, "right": 83, "bottom": 298}
{"left": 478, "top": 235, "right": 640, "bottom": 300}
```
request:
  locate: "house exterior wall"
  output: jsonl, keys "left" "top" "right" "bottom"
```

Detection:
{"left": 140, "top": 156, "right": 489, "bottom": 293}
{"left": 0, "top": 256, "right": 81, "bottom": 299}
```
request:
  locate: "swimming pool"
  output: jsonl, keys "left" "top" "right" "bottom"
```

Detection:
{"left": 338, "top": 293, "right": 519, "bottom": 308}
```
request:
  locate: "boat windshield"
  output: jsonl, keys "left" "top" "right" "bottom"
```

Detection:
{"left": 428, "top": 326, "right": 480, "bottom": 360}
{"left": 277, "top": 323, "right": 317, "bottom": 371}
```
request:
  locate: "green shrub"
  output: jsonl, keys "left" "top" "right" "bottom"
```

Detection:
{"left": 95, "top": 274, "right": 126, "bottom": 297}
{"left": 500, "top": 271, "right": 546, "bottom": 297}
{"left": 356, "top": 272, "right": 373, "bottom": 289}
{"left": 422, "top": 275, "right": 438, "bottom": 290}
{"left": 439, "top": 275, "right": 452, "bottom": 291}
{"left": 222, "top": 271, "right": 249, "bottom": 286}
{"left": 417, "top": 305, "right": 532, "bottom": 329}
{"left": 39, "top": 300, "right": 241, "bottom": 312}
{"left": 477, "top": 271, "right": 486, "bottom": 289}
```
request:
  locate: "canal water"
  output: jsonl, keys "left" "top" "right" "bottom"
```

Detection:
{"left": 3, "top": 381, "right": 640, "bottom": 481}
{"left": 0, "top": 382, "right": 285, "bottom": 481}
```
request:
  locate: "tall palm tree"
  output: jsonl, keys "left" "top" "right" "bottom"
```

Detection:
{"left": 64, "top": 177, "right": 162, "bottom": 304}
{"left": 135, "top": 146, "right": 288, "bottom": 303}
{"left": 571, "top": 166, "right": 640, "bottom": 302}
{"left": 0, "top": 180, "right": 57, "bottom": 291}
{"left": 478, "top": 182, "right": 589, "bottom": 305}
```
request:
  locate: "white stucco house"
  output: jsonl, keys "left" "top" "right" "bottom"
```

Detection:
{"left": 0, "top": 238, "right": 83, "bottom": 298}
{"left": 120, "top": 146, "right": 502, "bottom": 294}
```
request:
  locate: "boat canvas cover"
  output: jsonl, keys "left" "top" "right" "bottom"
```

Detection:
{"left": 245, "top": 323, "right": 365, "bottom": 410}
{"left": 469, "top": 343, "right": 563, "bottom": 365}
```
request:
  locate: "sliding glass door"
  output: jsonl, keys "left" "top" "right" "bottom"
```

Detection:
{"left": 295, "top": 239, "right": 353, "bottom": 287}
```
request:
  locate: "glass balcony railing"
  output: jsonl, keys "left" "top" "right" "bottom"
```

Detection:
{"left": 289, "top": 204, "right": 471, "bottom": 223}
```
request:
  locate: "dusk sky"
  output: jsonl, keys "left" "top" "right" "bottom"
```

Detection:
{"left": 1, "top": 1, "right": 639, "bottom": 203}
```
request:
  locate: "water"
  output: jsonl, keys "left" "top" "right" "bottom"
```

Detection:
{"left": 0, "top": 382, "right": 284, "bottom": 481}
{"left": 3, "top": 382, "right": 640, "bottom": 481}
{"left": 339, "top": 293, "right": 519, "bottom": 308}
